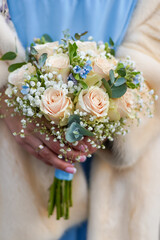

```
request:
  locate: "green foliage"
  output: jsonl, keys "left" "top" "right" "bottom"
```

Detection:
{"left": 34, "top": 34, "right": 53, "bottom": 44}
{"left": 79, "top": 80, "right": 88, "bottom": 89}
{"left": 38, "top": 53, "right": 48, "bottom": 67}
{"left": 74, "top": 31, "right": 88, "bottom": 40}
{"left": 102, "top": 69, "right": 127, "bottom": 98}
{"left": 30, "top": 46, "right": 38, "bottom": 56}
{"left": 101, "top": 78, "right": 112, "bottom": 97}
{"left": 0, "top": 51, "right": 17, "bottom": 61}
{"left": 68, "top": 42, "right": 78, "bottom": 64}
{"left": 109, "top": 37, "right": 114, "bottom": 47}
{"left": 8, "top": 62, "right": 26, "bottom": 72}
{"left": 66, "top": 115, "right": 94, "bottom": 143}
{"left": 111, "top": 84, "right": 127, "bottom": 98}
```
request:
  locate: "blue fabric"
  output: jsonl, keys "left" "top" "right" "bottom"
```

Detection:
{"left": 55, "top": 169, "right": 74, "bottom": 180}
{"left": 7, "top": 0, "right": 137, "bottom": 239}
{"left": 7, "top": 0, "right": 137, "bottom": 48}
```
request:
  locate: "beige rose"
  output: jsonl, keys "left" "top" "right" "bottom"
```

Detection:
{"left": 76, "top": 86, "right": 109, "bottom": 118}
{"left": 92, "top": 57, "right": 117, "bottom": 79}
{"left": 40, "top": 87, "right": 73, "bottom": 125}
{"left": 76, "top": 41, "right": 98, "bottom": 55}
{"left": 34, "top": 42, "right": 59, "bottom": 59}
{"left": 112, "top": 88, "right": 138, "bottom": 119}
{"left": 8, "top": 63, "right": 36, "bottom": 88}
{"left": 45, "top": 54, "right": 70, "bottom": 83}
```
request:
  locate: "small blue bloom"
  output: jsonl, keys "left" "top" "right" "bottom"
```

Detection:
{"left": 21, "top": 85, "right": 30, "bottom": 95}
{"left": 80, "top": 69, "right": 87, "bottom": 79}
{"left": 73, "top": 65, "right": 82, "bottom": 74}
{"left": 84, "top": 65, "right": 92, "bottom": 72}
{"left": 133, "top": 75, "right": 139, "bottom": 85}
{"left": 85, "top": 60, "right": 92, "bottom": 66}
{"left": 67, "top": 73, "right": 78, "bottom": 85}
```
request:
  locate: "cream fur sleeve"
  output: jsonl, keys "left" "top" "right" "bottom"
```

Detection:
{"left": 108, "top": 0, "right": 160, "bottom": 168}
{"left": 0, "top": 15, "right": 25, "bottom": 89}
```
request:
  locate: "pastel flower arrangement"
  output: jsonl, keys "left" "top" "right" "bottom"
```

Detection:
{"left": 0, "top": 31, "right": 157, "bottom": 220}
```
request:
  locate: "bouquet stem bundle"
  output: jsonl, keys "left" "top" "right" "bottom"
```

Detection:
{"left": 48, "top": 170, "right": 73, "bottom": 220}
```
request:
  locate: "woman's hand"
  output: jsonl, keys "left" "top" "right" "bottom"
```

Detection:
{"left": 0, "top": 89, "right": 88, "bottom": 174}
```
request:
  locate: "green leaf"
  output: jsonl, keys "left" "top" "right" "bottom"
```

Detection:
{"left": 8, "top": 62, "right": 26, "bottom": 72}
{"left": 38, "top": 53, "right": 47, "bottom": 67}
{"left": 117, "top": 68, "right": 126, "bottom": 77}
{"left": 131, "top": 71, "right": 141, "bottom": 75}
{"left": 74, "top": 31, "right": 88, "bottom": 40}
{"left": 65, "top": 122, "right": 83, "bottom": 143}
{"left": 101, "top": 78, "right": 112, "bottom": 97}
{"left": 74, "top": 74, "right": 81, "bottom": 80}
{"left": 114, "top": 77, "right": 126, "bottom": 87}
{"left": 68, "top": 114, "right": 80, "bottom": 126}
{"left": 68, "top": 42, "right": 78, "bottom": 64}
{"left": 110, "top": 48, "right": 115, "bottom": 56}
{"left": 109, "top": 69, "right": 115, "bottom": 84}
{"left": 1, "top": 52, "right": 17, "bottom": 61}
{"left": 111, "top": 84, "right": 127, "bottom": 98}
{"left": 79, "top": 80, "right": 88, "bottom": 89}
{"left": 116, "top": 63, "right": 124, "bottom": 71}
{"left": 109, "top": 37, "right": 114, "bottom": 47}
{"left": 79, "top": 126, "right": 94, "bottom": 137}
{"left": 126, "top": 82, "right": 138, "bottom": 89}
{"left": 42, "top": 34, "right": 53, "bottom": 43}
{"left": 30, "top": 46, "right": 38, "bottom": 56}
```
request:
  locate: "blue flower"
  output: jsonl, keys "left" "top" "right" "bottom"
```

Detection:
{"left": 133, "top": 75, "right": 139, "bottom": 85}
{"left": 67, "top": 73, "right": 78, "bottom": 85}
{"left": 73, "top": 65, "right": 82, "bottom": 74}
{"left": 80, "top": 69, "right": 87, "bottom": 79}
{"left": 85, "top": 60, "right": 92, "bottom": 66}
{"left": 21, "top": 85, "right": 30, "bottom": 95}
{"left": 84, "top": 65, "right": 92, "bottom": 73}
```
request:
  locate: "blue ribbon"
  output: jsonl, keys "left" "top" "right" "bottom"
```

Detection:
{"left": 55, "top": 168, "right": 74, "bottom": 181}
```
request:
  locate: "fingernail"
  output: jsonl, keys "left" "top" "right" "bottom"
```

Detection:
{"left": 80, "top": 155, "right": 87, "bottom": 162}
{"left": 65, "top": 167, "right": 77, "bottom": 174}
{"left": 79, "top": 145, "right": 88, "bottom": 152}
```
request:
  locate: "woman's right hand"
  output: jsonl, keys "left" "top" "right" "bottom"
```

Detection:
{"left": 0, "top": 89, "right": 87, "bottom": 174}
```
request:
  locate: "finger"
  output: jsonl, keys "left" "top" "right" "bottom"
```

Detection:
{"left": 22, "top": 143, "right": 52, "bottom": 166}
{"left": 37, "top": 146, "right": 77, "bottom": 173}
{"left": 70, "top": 138, "right": 89, "bottom": 153}
{"left": 35, "top": 132, "right": 87, "bottom": 162}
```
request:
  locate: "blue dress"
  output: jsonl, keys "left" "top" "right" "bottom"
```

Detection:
{"left": 7, "top": 0, "right": 137, "bottom": 239}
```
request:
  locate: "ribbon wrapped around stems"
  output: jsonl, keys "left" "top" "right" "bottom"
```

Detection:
{"left": 48, "top": 168, "right": 74, "bottom": 220}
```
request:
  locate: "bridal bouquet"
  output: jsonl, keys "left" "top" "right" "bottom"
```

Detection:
{"left": 1, "top": 32, "right": 157, "bottom": 220}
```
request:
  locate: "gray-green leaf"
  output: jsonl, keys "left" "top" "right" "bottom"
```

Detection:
{"left": 38, "top": 53, "right": 48, "bottom": 67}
{"left": 114, "top": 78, "right": 126, "bottom": 87}
{"left": 109, "top": 69, "right": 115, "bottom": 84}
{"left": 111, "top": 84, "right": 127, "bottom": 98}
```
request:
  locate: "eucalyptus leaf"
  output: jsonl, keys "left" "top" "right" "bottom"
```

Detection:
{"left": 8, "top": 62, "right": 26, "bottom": 72}
{"left": 79, "top": 80, "right": 88, "bottom": 89}
{"left": 38, "top": 53, "right": 47, "bottom": 67}
{"left": 30, "top": 46, "right": 38, "bottom": 56}
{"left": 111, "top": 84, "right": 127, "bottom": 98}
{"left": 114, "top": 77, "right": 126, "bottom": 87}
{"left": 65, "top": 122, "right": 83, "bottom": 143}
{"left": 1, "top": 51, "right": 17, "bottom": 61}
{"left": 109, "top": 69, "right": 115, "bottom": 84}
{"left": 79, "top": 126, "right": 94, "bottom": 137}
{"left": 68, "top": 114, "right": 80, "bottom": 126}
{"left": 74, "top": 33, "right": 80, "bottom": 40}
{"left": 101, "top": 78, "right": 112, "bottom": 97}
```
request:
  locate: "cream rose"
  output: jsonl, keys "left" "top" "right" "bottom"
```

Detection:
{"left": 40, "top": 88, "right": 73, "bottom": 125}
{"left": 45, "top": 54, "right": 70, "bottom": 83}
{"left": 76, "top": 86, "right": 109, "bottom": 117}
{"left": 76, "top": 41, "right": 98, "bottom": 55}
{"left": 111, "top": 88, "right": 138, "bottom": 119}
{"left": 34, "top": 42, "right": 59, "bottom": 59}
{"left": 92, "top": 56, "right": 117, "bottom": 79}
{"left": 8, "top": 63, "right": 36, "bottom": 88}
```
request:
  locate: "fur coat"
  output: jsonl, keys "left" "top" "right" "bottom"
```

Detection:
{"left": 0, "top": 0, "right": 160, "bottom": 239}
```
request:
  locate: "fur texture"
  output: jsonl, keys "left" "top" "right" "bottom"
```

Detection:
{"left": 0, "top": 0, "right": 160, "bottom": 239}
